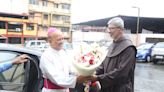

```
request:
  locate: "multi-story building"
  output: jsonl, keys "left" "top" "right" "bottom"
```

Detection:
{"left": 0, "top": 0, "right": 39, "bottom": 44}
{"left": 0, "top": 13, "right": 38, "bottom": 44}
{"left": 28, "top": 0, "right": 71, "bottom": 41}
{"left": 0, "top": 0, "right": 71, "bottom": 44}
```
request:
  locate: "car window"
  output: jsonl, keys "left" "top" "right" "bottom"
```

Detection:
{"left": 30, "top": 42, "right": 35, "bottom": 46}
{"left": 63, "top": 43, "right": 73, "bottom": 50}
{"left": 137, "top": 43, "right": 153, "bottom": 50}
{"left": 0, "top": 51, "right": 25, "bottom": 91}
{"left": 41, "top": 42, "right": 46, "bottom": 44}
{"left": 0, "top": 52, "right": 17, "bottom": 62}
{"left": 37, "top": 42, "right": 41, "bottom": 45}
{"left": 154, "top": 43, "right": 164, "bottom": 48}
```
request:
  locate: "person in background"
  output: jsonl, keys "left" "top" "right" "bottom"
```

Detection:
{"left": 89, "top": 17, "right": 137, "bottom": 92}
{"left": 0, "top": 54, "right": 29, "bottom": 73}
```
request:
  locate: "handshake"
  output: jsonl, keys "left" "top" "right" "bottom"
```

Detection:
{"left": 75, "top": 75, "right": 101, "bottom": 91}
{"left": 76, "top": 75, "right": 98, "bottom": 83}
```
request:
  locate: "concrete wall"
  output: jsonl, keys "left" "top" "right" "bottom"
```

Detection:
{"left": 137, "top": 34, "right": 164, "bottom": 43}
{"left": 72, "top": 31, "right": 138, "bottom": 45}
{"left": 72, "top": 31, "right": 164, "bottom": 46}
{"left": 127, "top": 34, "right": 164, "bottom": 46}
{"left": 72, "top": 31, "right": 112, "bottom": 42}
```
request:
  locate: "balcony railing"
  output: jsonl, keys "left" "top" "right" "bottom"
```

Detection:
{"left": 51, "top": 21, "right": 70, "bottom": 27}
{"left": 29, "top": 4, "right": 71, "bottom": 15}
{"left": 48, "top": 0, "right": 71, "bottom": 4}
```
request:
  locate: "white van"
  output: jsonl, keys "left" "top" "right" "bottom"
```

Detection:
{"left": 24, "top": 40, "right": 47, "bottom": 51}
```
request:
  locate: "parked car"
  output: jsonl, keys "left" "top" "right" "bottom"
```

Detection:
{"left": 63, "top": 42, "right": 73, "bottom": 50}
{"left": 24, "top": 40, "right": 47, "bottom": 51}
{"left": 136, "top": 43, "right": 155, "bottom": 62}
{"left": 0, "top": 43, "right": 43, "bottom": 92}
{"left": 38, "top": 43, "right": 50, "bottom": 52}
{"left": 151, "top": 42, "right": 164, "bottom": 64}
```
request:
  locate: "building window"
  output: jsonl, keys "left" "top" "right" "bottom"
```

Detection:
{"left": 52, "top": 15, "right": 61, "bottom": 21}
{"left": 8, "top": 22, "right": 23, "bottom": 32}
{"left": 43, "top": 14, "right": 48, "bottom": 20}
{"left": 29, "top": 12, "right": 35, "bottom": 19}
{"left": 0, "top": 21, "right": 5, "bottom": 29}
{"left": 62, "top": 16, "right": 70, "bottom": 22}
{"left": 8, "top": 37, "right": 21, "bottom": 44}
{"left": 43, "top": 26, "right": 48, "bottom": 31}
{"left": 26, "top": 23, "right": 34, "bottom": 31}
{"left": 61, "top": 27, "right": 69, "bottom": 32}
{"left": 38, "top": 25, "right": 42, "bottom": 31}
{"left": 29, "top": 0, "right": 39, "bottom": 5}
{"left": 42, "top": 0, "right": 48, "bottom": 7}
{"left": 61, "top": 3, "right": 70, "bottom": 10}
{"left": 54, "top": 3, "right": 59, "bottom": 8}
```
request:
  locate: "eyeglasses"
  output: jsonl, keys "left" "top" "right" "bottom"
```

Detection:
{"left": 107, "top": 27, "right": 120, "bottom": 30}
{"left": 105, "top": 27, "right": 119, "bottom": 33}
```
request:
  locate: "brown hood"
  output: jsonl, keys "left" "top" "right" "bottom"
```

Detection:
{"left": 107, "top": 35, "right": 136, "bottom": 57}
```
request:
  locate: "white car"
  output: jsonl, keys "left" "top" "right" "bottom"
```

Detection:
{"left": 37, "top": 43, "right": 50, "bottom": 52}
{"left": 151, "top": 42, "right": 164, "bottom": 64}
{"left": 24, "top": 40, "right": 47, "bottom": 51}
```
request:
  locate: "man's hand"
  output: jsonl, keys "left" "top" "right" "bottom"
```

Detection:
{"left": 12, "top": 54, "right": 30, "bottom": 65}
{"left": 90, "top": 75, "right": 98, "bottom": 82}
{"left": 76, "top": 75, "right": 91, "bottom": 83}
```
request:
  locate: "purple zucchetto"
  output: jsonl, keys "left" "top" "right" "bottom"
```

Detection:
{"left": 47, "top": 27, "right": 57, "bottom": 36}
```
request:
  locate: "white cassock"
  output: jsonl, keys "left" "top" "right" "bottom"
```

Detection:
{"left": 40, "top": 47, "right": 77, "bottom": 92}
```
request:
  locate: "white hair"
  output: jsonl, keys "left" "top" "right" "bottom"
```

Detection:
{"left": 107, "top": 17, "right": 124, "bottom": 29}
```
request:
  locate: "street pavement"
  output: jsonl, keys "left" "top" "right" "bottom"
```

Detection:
{"left": 134, "top": 62, "right": 164, "bottom": 92}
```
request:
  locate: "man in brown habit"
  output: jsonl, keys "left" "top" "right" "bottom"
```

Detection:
{"left": 89, "top": 17, "right": 137, "bottom": 92}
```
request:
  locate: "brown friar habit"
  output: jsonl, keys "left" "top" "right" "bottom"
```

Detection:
{"left": 96, "top": 35, "right": 137, "bottom": 92}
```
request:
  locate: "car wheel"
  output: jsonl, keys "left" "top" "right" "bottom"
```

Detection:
{"left": 146, "top": 56, "right": 151, "bottom": 62}
{"left": 153, "top": 59, "right": 158, "bottom": 64}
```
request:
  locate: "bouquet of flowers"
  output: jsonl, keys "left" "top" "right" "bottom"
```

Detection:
{"left": 73, "top": 44, "right": 106, "bottom": 76}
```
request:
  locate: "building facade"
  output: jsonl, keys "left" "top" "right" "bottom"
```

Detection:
{"left": 0, "top": 0, "right": 71, "bottom": 44}
{"left": 0, "top": 13, "right": 38, "bottom": 44}
{"left": 28, "top": 0, "right": 71, "bottom": 41}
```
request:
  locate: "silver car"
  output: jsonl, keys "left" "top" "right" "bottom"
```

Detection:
{"left": 151, "top": 42, "right": 164, "bottom": 64}
{"left": 0, "top": 43, "right": 43, "bottom": 92}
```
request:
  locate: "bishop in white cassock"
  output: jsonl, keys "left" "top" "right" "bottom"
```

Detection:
{"left": 40, "top": 27, "right": 89, "bottom": 92}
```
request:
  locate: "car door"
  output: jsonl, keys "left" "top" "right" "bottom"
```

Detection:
{"left": 0, "top": 51, "right": 25, "bottom": 92}
{"left": 0, "top": 51, "right": 43, "bottom": 92}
